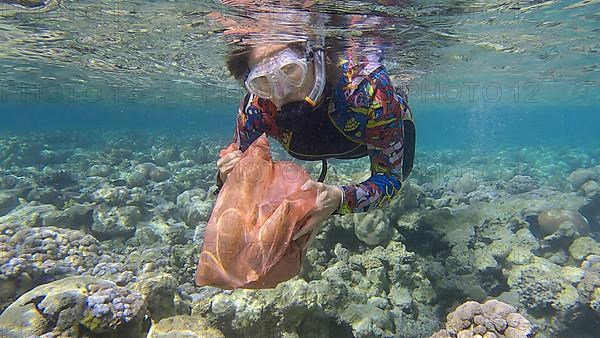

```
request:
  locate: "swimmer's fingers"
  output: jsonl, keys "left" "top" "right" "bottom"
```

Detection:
{"left": 217, "top": 150, "right": 242, "bottom": 167}
{"left": 217, "top": 150, "right": 242, "bottom": 181}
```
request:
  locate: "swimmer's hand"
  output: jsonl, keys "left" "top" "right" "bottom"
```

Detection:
{"left": 217, "top": 150, "right": 242, "bottom": 182}
{"left": 293, "top": 180, "right": 343, "bottom": 250}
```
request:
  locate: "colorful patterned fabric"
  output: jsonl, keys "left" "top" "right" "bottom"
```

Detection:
{"left": 232, "top": 56, "right": 413, "bottom": 214}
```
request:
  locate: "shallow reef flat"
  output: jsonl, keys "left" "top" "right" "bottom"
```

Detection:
{"left": 0, "top": 130, "right": 599, "bottom": 338}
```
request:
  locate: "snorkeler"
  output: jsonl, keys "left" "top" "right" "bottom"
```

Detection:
{"left": 216, "top": 40, "right": 416, "bottom": 249}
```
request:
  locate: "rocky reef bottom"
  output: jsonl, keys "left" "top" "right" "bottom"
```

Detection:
{"left": 1, "top": 130, "right": 599, "bottom": 337}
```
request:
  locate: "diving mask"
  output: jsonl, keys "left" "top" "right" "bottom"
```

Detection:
{"left": 244, "top": 45, "right": 326, "bottom": 105}
{"left": 245, "top": 48, "right": 309, "bottom": 100}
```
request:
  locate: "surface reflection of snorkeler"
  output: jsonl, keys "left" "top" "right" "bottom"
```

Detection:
{"left": 216, "top": 39, "right": 416, "bottom": 249}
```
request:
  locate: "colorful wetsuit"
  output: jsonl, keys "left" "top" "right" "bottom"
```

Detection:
{"left": 232, "top": 56, "right": 415, "bottom": 214}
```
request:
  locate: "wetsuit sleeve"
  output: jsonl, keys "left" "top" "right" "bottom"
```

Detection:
{"left": 215, "top": 93, "right": 267, "bottom": 194}
{"left": 338, "top": 70, "right": 404, "bottom": 214}
{"left": 232, "top": 93, "right": 266, "bottom": 151}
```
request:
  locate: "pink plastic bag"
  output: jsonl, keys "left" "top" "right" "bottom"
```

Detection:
{"left": 195, "top": 135, "right": 317, "bottom": 289}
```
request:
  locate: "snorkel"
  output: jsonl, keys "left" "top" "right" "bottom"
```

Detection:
{"left": 304, "top": 43, "right": 326, "bottom": 107}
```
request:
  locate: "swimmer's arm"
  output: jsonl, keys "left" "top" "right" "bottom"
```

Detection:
{"left": 337, "top": 140, "right": 404, "bottom": 214}
{"left": 215, "top": 93, "right": 267, "bottom": 193}
{"left": 337, "top": 71, "right": 404, "bottom": 214}
{"left": 233, "top": 93, "right": 266, "bottom": 151}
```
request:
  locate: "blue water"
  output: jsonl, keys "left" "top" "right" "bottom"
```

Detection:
{"left": 0, "top": 1, "right": 597, "bottom": 153}
{"left": 3, "top": 91, "right": 598, "bottom": 150}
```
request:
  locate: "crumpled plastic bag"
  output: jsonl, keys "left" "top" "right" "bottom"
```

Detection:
{"left": 195, "top": 134, "right": 317, "bottom": 289}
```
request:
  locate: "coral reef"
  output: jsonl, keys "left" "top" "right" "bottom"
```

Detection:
{"left": 0, "top": 190, "right": 18, "bottom": 216}
{"left": 177, "top": 188, "right": 214, "bottom": 228}
{"left": 568, "top": 168, "right": 597, "bottom": 191}
{"left": 126, "top": 163, "right": 171, "bottom": 188}
{"left": 536, "top": 209, "right": 589, "bottom": 238}
{"left": 353, "top": 210, "right": 392, "bottom": 246}
{"left": 0, "top": 202, "right": 58, "bottom": 227}
{"left": 578, "top": 255, "right": 600, "bottom": 315}
{"left": 147, "top": 315, "right": 224, "bottom": 338}
{"left": 506, "top": 175, "right": 538, "bottom": 194}
{"left": 91, "top": 205, "right": 142, "bottom": 240}
{"left": 0, "top": 132, "right": 598, "bottom": 337}
{"left": 0, "top": 223, "right": 105, "bottom": 311}
{"left": 0, "top": 276, "right": 147, "bottom": 337}
{"left": 131, "top": 273, "right": 178, "bottom": 322}
{"left": 569, "top": 237, "right": 600, "bottom": 261}
{"left": 430, "top": 299, "right": 533, "bottom": 338}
